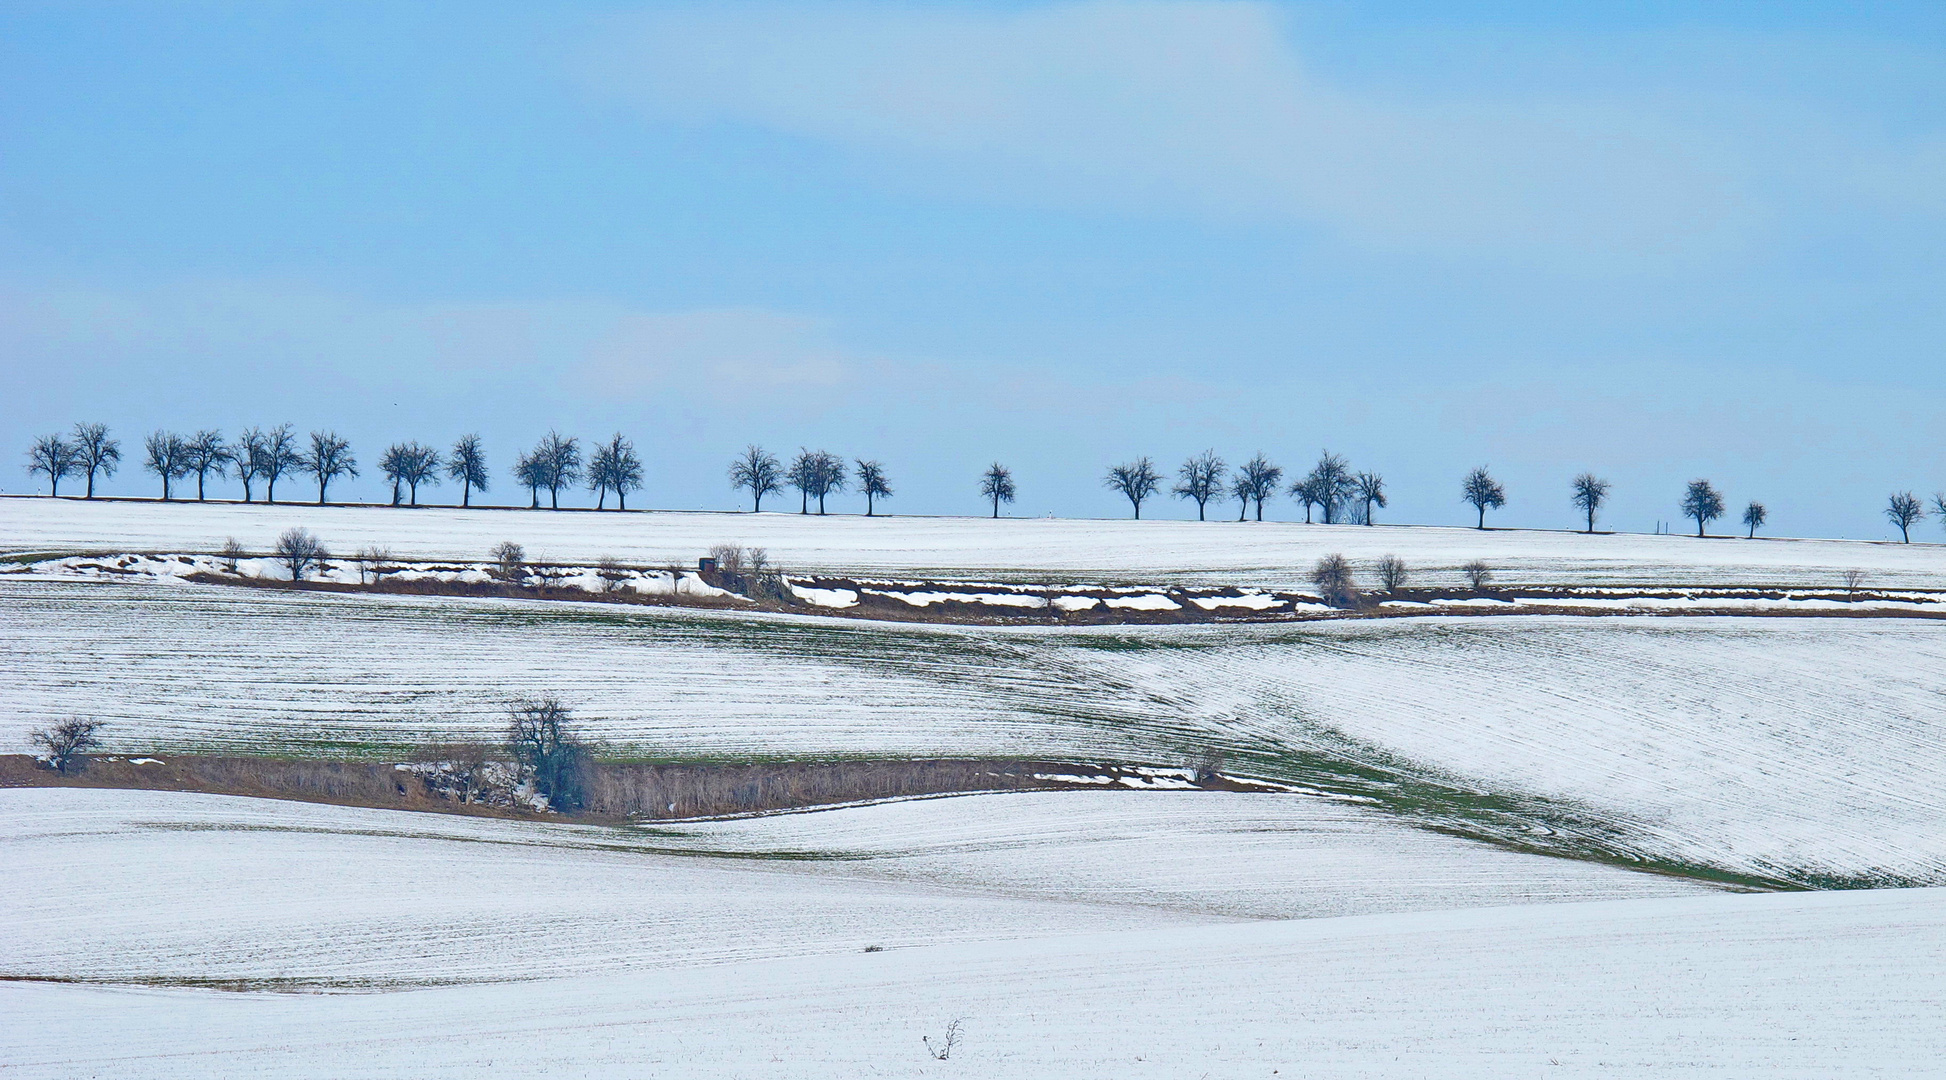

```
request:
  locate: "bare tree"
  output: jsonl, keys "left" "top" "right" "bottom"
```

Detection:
{"left": 856, "top": 459, "right": 892, "bottom": 516}
{"left": 30, "top": 718, "right": 106, "bottom": 775}
{"left": 1170, "top": 450, "right": 1225, "bottom": 521}
{"left": 261, "top": 424, "right": 301, "bottom": 504}
{"left": 302, "top": 431, "right": 358, "bottom": 505}
{"left": 1311, "top": 553, "right": 1356, "bottom": 607}
{"left": 489, "top": 541, "right": 527, "bottom": 584}
{"left": 70, "top": 422, "right": 120, "bottom": 498}
{"left": 1375, "top": 554, "right": 1408, "bottom": 593}
{"left": 1681, "top": 479, "right": 1724, "bottom": 537}
{"left": 275, "top": 528, "right": 328, "bottom": 581}
{"left": 1104, "top": 457, "right": 1161, "bottom": 518}
{"left": 1232, "top": 453, "right": 1281, "bottom": 521}
{"left": 980, "top": 462, "right": 1016, "bottom": 518}
{"left": 1936, "top": 493, "right": 1946, "bottom": 536}
{"left": 1289, "top": 475, "right": 1321, "bottom": 523}
{"left": 448, "top": 434, "right": 490, "bottom": 507}
{"left": 231, "top": 427, "right": 270, "bottom": 503}
{"left": 25, "top": 434, "right": 77, "bottom": 496}
{"left": 799, "top": 450, "right": 846, "bottom": 514}
{"left": 1842, "top": 568, "right": 1867, "bottom": 598}
{"left": 1461, "top": 466, "right": 1506, "bottom": 529}
{"left": 587, "top": 433, "right": 643, "bottom": 510}
{"left": 1462, "top": 559, "right": 1493, "bottom": 590}
{"left": 183, "top": 429, "right": 229, "bottom": 501}
{"left": 1570, "top": 473, "right": 1610, "bottom": 533}
{"left": 596, "top": 556, "right": 629, "bottom": 593}
{"left": 506, "top": 697, "right": 588, "bottom": 812}
{"left": 379, "top": 443, "right": 410, "bottom": 505}
{"left": 1886, "top": 491, "right": 1925, "bottom": 543}
{"left": 1742, "top": 501, "right": 1767, "bottom": 538}
{"left": 220, "top": 537, "right": 247, "bottom": 573}
{"left": 1354, "top": 472, "right": 1386, "bottom": 525}
{"left": 513, "top": 450, "right": 546, "bottom": 508}
{"left": 143, "top": 430, "right": 190, "bottom": 500}
{"left": 536, "top": 432, "right": 581, "bottom": 510}
{"left": 729, "top": 446, "right": 783, "bottom": 512}
{"left": 1300, "top": 452, "right": 1357, "bottom": 524}
{"left": 787, "top": 449, "right": 816, "bottom": 514}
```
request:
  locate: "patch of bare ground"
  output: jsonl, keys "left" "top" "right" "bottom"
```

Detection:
{"left": 0, "top": 754, "right": 1263, "bottom": 823}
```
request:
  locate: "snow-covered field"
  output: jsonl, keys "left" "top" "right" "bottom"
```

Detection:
{"left": 2, "top": 789, "right": 1937, "bottom": 1078}
{"left": 8, "top": 494, "right": 1946, "bottom": 588}
{"left": 7, "top": 578, "right": 1946, "bottom": 886}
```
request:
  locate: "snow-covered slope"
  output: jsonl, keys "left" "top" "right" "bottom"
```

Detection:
{"left": 0, "top": 788, "right": 1712, "bottom": 993}
{"left": 8, "top": 494, "right": 1944, "bottom": 588}
{"left": 7, "top": 580, "right": 1946, "bottom": 885}
{"left": 5, "top": 863, "right": 1939, "bottom": 1077}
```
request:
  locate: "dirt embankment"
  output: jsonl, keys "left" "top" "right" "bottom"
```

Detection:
{"left": 0, "top": 755, "right": 1253, "bottom": 822}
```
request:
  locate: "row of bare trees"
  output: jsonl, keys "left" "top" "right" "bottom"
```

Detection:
{"left": 23, "top": 427, "right": 1936, "bottom": 539}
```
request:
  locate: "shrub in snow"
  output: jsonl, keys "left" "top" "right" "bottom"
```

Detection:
{"left": 30, "top": 717, "right": 105, "bottom": 775}
{"left": 1311, "top": 553, "right": 1356, "bottom": 607}
{"left": 1376, "top": 554, "right": 1409, "bottom": 594}
{"left": 1462, "top": 560, "right": 1493, "bottom": 591}
{"left": 275, "top": 528, "right": 327, "bottom": 582}
{"left": 506, "top": 697, "right": 589, "bottom": 813}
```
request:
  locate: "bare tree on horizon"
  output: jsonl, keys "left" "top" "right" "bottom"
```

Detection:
{"left": 856, "top": 459, "right": 892, "bottom": 516}
{"left": 1571, "top": 473, "right": 1611, "bottom": 534}
{"left": 588, "top": 433, "right": 643, "bottom": 510}
{"left": 1462, "top": 466, "right": 1506, "bottom": 529}
{"left": 1354, "top": 472, "right": 1386, "bottom": 526}
{"left": 1104, "top": 457, "right": 1161, "bottom": 519}
{"left": 1172, "top": 450, "right": 1226, "bottom": 521}
{"left": 25, "top": 434, "right": 77, "bottom": 496}
{"left": 261, "top": 425, "right": 301, "bottom": 504}
{"left": 70, "top": 423, "right": 120, "bottom": 499}
{"left": 1232, "top": 453, "right": 1281, "bottom": 521}
{"left": 1886, "top": 491, "right": 1925, "bottom": 543}
{"left": 980, "top": 463, "right": 1016, "bottom": 518}
{"left": 1681, "top": 479, "right": 1725, "bottom": 537}
{"left": 143, "top": 430, "right": 190, "bottom": 500}
{"left": 1742, "top": 501, "right": 1767, "bottom": 538}
{"left": 302, "top": 431, "right": 358, "bottom": 505}
{"left": 729, "top": 445, "right": 783, "bottom": 512}
{"left": 448, "top": 434, "right": 490, "bottom": 507}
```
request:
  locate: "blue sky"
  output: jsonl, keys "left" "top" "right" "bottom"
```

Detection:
{"left": 4, "top": 1, "right": 1944, "bottom": 536}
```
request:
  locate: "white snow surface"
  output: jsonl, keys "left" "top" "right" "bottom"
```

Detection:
{"left": 0, "top": 788, "right": 1710, "bottom": 990}
{"left": 9, "top": 494, "right": 1946, "bottom": 588}
{"left": 6, "top": 580, "right": 1946, "bottom": 882}
{"left": 0, "top": 789, "right": 1937, "bottom": 1080}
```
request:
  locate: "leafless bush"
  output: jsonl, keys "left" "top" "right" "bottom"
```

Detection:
{"left": 597, "top": 556, "right": 629, "bottom": 593}
{"left": 507, "top": 697, "right": 588, "bottom": 812}
{"left": 924, "top": 1019, "right": 964, "bottom": 1061}
{"left": 1375, "top": 554, "right": 1408, "bottom": 593}
{"left": 410, "top": 743, "right": 518, "bottom": 806}
{"left": 529, "top": 561, "right": 572, "bottom": 589}
{"left": 1311, "top": 553, "right": 1356, "bottom": 607}
{"left": 1842, "top": 569, "right": 1867, "bottom": 597}
{"left": 275, "top": 528, "right": 327, "bottom": 582}
{"left": 220, "top": 537, "right": 247, "bottom": 574}
{"left": 746, "top": 547, "right": 787, "bottom": 600}
{"left": 357, "top": 545, "right": 394, "bottom": 585}
{"left": 707, "top": 543, "right": 745, "bottom": 580}
{"left": 1191, "top": 749, "right": 1226, "bottom": 784}
{"left": 30, "top": 718, "right": 106, "bottom": 775}
{"left": 489, "top": 541, "right": 526, "bottom": 584}
{"left": 1462, "top": 560, "right": 1493, "bottom": 591}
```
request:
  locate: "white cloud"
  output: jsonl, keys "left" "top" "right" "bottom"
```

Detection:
{"left": 586, "top": 1, "right": 1761, "bottom": 265}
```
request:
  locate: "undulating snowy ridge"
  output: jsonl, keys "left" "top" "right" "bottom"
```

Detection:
{"left": 5, "top": 840, "right": 1940, "bottom": 1078}
{"left": 0, "top": 789, "right": 1711, "bottom": 991}
{"left": 8, "top": 494, "right": 1946, "bottom": 588}
{"left": 7, "top": 579, "right": 1946, "bottom": 885}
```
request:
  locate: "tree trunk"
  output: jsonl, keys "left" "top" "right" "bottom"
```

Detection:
{"left": 1695, "top": 518, "right": 1704, "bottom": 538}
{"left": 619, "top": 491, "right": 627, "bottom": 510}
{"left": 866, "top": 494, "right": 874, "bottom": 516}
{"left": 1476, "top": 505, "right": 1485, "bottom": 529}
{"left": 85, "top": 472, "right": 94, "bottom": 498}
{"left": 818, "top": 493, "right": 827, "bottom": 515}
{"left": 1197, "top": 501, "right": 1205, "bottom": 521}
{"left": 462, "top": 480, "right": 471, "bottom": 507}
{"left": 318, "top": 478, "right": 327, "bottom": 505}
{"left": 550, "top": 486, "right": 559, "bottom": 510}
{"left": 197, "top": 473, "right": 206, "bottom": 500}
{"left": 1255, "top": 499, "right": 1263, "bottom": 522}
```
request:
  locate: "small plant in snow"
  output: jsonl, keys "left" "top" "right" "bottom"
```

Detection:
{"left": 1311, "top": 553, "right": 1356, "bottom": 607}
{"left": 357, "top": 545, "right": 394, "bottom": 585}
{"left": 924, "top": 1019, "right": 963, "bottom": 1061}
{"left": 1375, "top": 554, "right": 1408, "bottom": 594}
{"left": 1462, "top": 560, "right": 1493, "bottom": 591}
{"left": 31, "top": 718, "right": 106, "bottom": 775}
{"left": 275, "top": 528, "right": 327, "bottom": 582}
{"left": 1842, "top": 569, "right": 1867, "bottom": 598}
{"left": 489, "top": 541, "right": 526, "bottom": 585}
{"left": 1192, "top": 749, "right": 1226, "bottom": 785}
{"left": 220, "top": 537, "right": 247, "bottom": 574}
